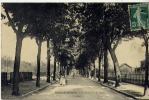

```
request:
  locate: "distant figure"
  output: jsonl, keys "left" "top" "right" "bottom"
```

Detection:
{"left": 60, "top": 75, "right": 66, "bottom": 86}
{"left": 73, "top": 72, "right": 75, "bottom": 78}
{"left": 91, "top": 70, "right": 94, "bottom": 79}
{"left": 72, "top": 67, "right": 76, "bottom": 78}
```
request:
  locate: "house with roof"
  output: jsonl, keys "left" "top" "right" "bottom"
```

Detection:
{"left": 119, "top": 63, "right": 133, "bottom": 74}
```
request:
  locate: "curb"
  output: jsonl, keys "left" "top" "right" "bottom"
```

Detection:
{"left": 99, "top": 83, "right": 137, "bottom": 100}
{"left": 89, "top": 78, "right": 138, "bottom": 100}
{"left": 19, "top": 81, "right": 57, "bottom": 99}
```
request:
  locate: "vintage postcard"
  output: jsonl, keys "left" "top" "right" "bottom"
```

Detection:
{"left": 1, "top": 2, "right": 149, "bottom": 100}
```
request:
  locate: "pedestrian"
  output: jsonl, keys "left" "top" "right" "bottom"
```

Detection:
{"left": 60, "top": 74, "right": 66, "bottom": 86}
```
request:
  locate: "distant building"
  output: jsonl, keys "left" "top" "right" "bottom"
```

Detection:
{"left": 119, "top": 63, "right": 133, "bottom": 74}
{"left": 135, "top": 59, "right": 149, "bottom": 73}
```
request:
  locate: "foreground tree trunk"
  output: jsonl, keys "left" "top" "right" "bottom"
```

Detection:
{"left": 36, "top": 40, "right": 42, "bottom": 87}
{"left": 104, "top": 44, "right": 108, "bottom": 83}
{"left": 143, "top": 34, "right": 149, "bottom": 96}
{"left": 5, "top": 10, "right": 24, "bottom": 95}
{"left": 47, "top": 40, "right": 51, "bottom": 83}
{"left": 107, "top": 42, "right": 121, "bottom": 87}
{"left": 12, "top": 35, "right": 23, "bottom": 95}
{"left": 53, "top": 56, "right": 56, "bottom": 81}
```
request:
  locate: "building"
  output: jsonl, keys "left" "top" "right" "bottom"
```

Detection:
{"left": 135, "top": 59, "right": 149, "bottom": 73}
{"left": 119, "top": 63, "right": 133, "bottom": 74}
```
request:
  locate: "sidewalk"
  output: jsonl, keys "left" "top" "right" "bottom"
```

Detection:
{"left": 1, "top": 79, "right": 57, "bottom": 100}
{"left": 89, "top": 78, "right": 149, "bottom": 100}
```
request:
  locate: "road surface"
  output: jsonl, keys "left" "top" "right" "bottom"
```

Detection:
{"left": 23, "top": 75, "right": 134, "bottom": 100}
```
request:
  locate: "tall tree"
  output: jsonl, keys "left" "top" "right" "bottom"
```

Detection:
{"left": 3, "top": 4, "right": 33, "bottom": 95}
{"left": 28, "top": 3, "right": 65, "bottom": 86}
{"left": 47, "top": 39, "right": 51, "bottom": 83}
{"left": 98, "top": 47, "right": 104, "bottom": 82}
{"left": 81, "top": 3, "right": 131, "bottom": 87}
{"left": 143, "top": 31, "right": 149, "bottom": 96}
{"left": 53, "top": 43, "right": 57, "bottom": 81}
{"left": 103, "top": 44, "right": 108, "bottom": 83}
{"left": 36, "top": 39, "right": 42, "bottom": 87}
{"left": 93, "top": 60, "right": 96, "bottom": 79}
{"left": 45, "top": 3, "right": 66, "bottom": 82}
{"left": 28, "top": 5, "right": 46, "bottom": 86}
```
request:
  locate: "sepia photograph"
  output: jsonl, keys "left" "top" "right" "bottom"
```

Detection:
{"left": 1, "top": 2, "right": 149, "bottom": 100}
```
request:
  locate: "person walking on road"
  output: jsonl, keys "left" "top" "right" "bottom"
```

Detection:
{"left": 60, "top": 74, "right": 66, "bottom": 86}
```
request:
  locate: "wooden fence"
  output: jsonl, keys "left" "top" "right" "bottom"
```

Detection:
{"left": 121, "top": 74, "right": 148, "bottom": 86}
{"left": 1, "top": 72, "right": 8, "bottom": 86}
{"left": 101, "top": 74, "right": 149, "bottom": 86}
{"left": 10, "top": 72, "right": 32, "bottom": 83}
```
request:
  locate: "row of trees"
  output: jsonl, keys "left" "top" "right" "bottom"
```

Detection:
{"left": 2, "top": 3, "right": 148, "bottom": 96}
{"left": 76, "top": 3, "right": 129, "bottom": 86}
{"left": 75, "top": 3, "right": 149, "bottom": 95}
{"left": 2, "top": 3, "right": 78, "bottom": 95}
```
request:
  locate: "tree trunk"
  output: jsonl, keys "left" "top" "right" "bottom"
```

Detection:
{"left": 53, "top": 56, "right": 56, "bottom": 81}
{"left": 47, "top": 40, "right": 51, "bottom": 83}
{"left": 83, "top": 67, "right": 86, "bottom": 76}
{"left": 98, "top": 53, "right": 102, "bottom": 82}
{"left": 61, "top": 66, "right": 63, "bottom": 75}
{"left": 144, "top": 38, "right": 149, "bottom": 96}
{"left": 58, "top": 61, "right": 60, "bottom": 75}
{"left": 67, "top": 65, "right": 69, "bottom": 75}
{"left": 64, "top": 65, "right": 66, "bottom": 77}
{"left": 60, "top": 62, "right": 62, "bottom": 75}
{"left": 88, "top": 64, "right": 91, "bottom": 79}
{"left": 107, "top": 42, "right": 121, "bottom": 87}
{"left": 36, "top": 40, "right": 42, "bottom": 87}
{"left": 12, "top": 35, "right": 23, "bottom": 95}
{"left": 94, "top": 61, "right": 96, "bottom": 79}
{"left": 104, "top": 44, "right": 108, "bottom": 83}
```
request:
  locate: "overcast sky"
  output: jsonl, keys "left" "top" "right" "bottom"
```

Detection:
{"left": 1, "top": 7, "right": 146, "bottom": 68}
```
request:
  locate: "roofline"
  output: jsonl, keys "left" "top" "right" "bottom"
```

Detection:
{"left": 120, "top": 63, "right": 132, "bottom": 68}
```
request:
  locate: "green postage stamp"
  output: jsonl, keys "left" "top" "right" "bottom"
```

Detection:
{"left": 129, "top": 4, "right": 149, "bottom": 31}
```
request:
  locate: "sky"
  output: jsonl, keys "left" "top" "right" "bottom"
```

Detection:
{"left": 1, "top": 6, "right": 147, "bottom": 68}
{"left": 1, "top": 22, "right": 52, "bottom": 64}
